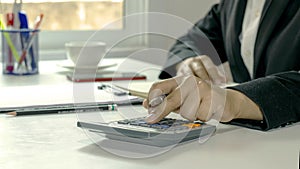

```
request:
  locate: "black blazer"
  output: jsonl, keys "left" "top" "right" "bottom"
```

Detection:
{"left": 159, "top": 0, "right": 300, "bottom": 130}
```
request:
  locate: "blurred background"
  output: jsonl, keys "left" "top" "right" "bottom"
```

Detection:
{"left": 0, "top": 0, "right": 219, "bottom": 64}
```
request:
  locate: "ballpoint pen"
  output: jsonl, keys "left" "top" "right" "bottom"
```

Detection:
{"left": 19, "top": 11, "right": 35, "bottom": 70}
{"left": 18, "top": 11, "right": 29, "bottom": 71}
{"left": 98, "top": 84, "right": 128, "bottom": 96}
{"left": 12, "top": 0, "right": 22, "bottom": 28}
{"left": 17, "top": 14, "right": 43, "bottom": 69}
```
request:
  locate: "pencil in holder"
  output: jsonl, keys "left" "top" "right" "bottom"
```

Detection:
{"left": 1, "top": 29, "right": 39, "bottom": 75}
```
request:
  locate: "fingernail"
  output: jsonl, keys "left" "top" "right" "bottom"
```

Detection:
{"left": 149, "top": 95, "right": 165, "bottom": 107}
{"left": 145, "top": 113, "right": 157, "bottom": 123}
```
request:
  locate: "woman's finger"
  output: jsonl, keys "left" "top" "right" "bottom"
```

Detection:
{"left": 189, "top": 57, "right": 210, "bottom": 81}
{"left": 198, "top": 55, "right": 226, "bottom": 84}
{"left": 179, "top": 77, "right": 201, "bottom": 121}
{"left": 146, "top": 76, "right": 196, "bottom": 123}
{"left": 195, "top": 81, "right": 227, "bottom": 122}
{"left": 145, "top": 86, "right": 182, "bottom": 123}
{"left": 146, "top": 76, "right": 185, "bottom": 107}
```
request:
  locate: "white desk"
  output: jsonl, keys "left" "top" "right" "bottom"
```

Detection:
{"left": 0, "top": 59, "right": 160, "bottom": 87}
{"left": 0, "top": 60, "right": 299, "bottom": 169}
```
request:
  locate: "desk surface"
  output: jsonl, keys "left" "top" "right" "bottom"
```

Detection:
{"left": 0, "top": 59, "right": 160, "bottom": 87}
{"left": 0, "top": 60, "right": 299, "bottom": 169}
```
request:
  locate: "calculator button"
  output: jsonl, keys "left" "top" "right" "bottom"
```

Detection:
{"left": 169, "top": 126, "right": 189, "bottom": 131}
{"left": 150, "top": 124, "right": 162, "bottom": 129}
{"left": 136, "top": 121, "right": 148, "bottom": 127}
{"left": 194, "top": 121, "right": 203, "bottom": 125}
{"left": 129, "top": 122, "right": 140, "bottom": 126}
{"left": 137, "top": 121, "right": 147, "bottom": 124}
{"left": 182, "top": 123, "right": 201, "bottom": 128}
{"left": 158, "top": 121, "right": 169, "bottom": 125}
{"left": 139, "top": 123, "right": 151, "bottom": 127}
{"left": 160, "top": 125, "right": 170, "bottom": 129}
{"left": 172, "top": 121, "right": 186, "bottom": 126}
{"left": 117, "top": 120, "right": 130, "bottom": 124}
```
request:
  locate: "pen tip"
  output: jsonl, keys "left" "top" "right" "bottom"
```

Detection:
{"left": 6, "top": 111, "right": 17, "bottom": 116}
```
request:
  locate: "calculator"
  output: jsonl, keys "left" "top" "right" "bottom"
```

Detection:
{"left": 77, "top": 117, "right": 216, "bottom": 147}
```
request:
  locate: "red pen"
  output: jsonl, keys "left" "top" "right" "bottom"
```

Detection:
{"left": 5, "top": 13, "right": 14, "bottom": 72}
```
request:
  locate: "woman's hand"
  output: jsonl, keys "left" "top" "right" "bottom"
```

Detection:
{"left": 143, "top": 75, "right": 263, "bottom": 124}
{"left": 176, "top": 55, "right": 227, "bottom": 85}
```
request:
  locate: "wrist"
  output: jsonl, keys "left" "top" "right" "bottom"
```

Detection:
{"left": 225, "top": 89, "right": 243, "bottom": 121}
{"left": 230, "top": 89, "right": 263, "bottom": 121}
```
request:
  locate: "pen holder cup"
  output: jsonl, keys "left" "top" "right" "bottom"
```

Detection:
{"left": 1, "top": 29, "right": 40, "bottom": 75}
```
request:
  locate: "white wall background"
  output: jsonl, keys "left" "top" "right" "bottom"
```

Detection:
{"left": 148, "top": 0, "right": 219, "bottom": 24}
{"left": 136, "top": 0, "right": 219, "bottom": 65}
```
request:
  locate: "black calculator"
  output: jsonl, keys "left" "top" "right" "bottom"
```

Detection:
{"left": 77, "top": 117, "right": 216, "bottom": 147}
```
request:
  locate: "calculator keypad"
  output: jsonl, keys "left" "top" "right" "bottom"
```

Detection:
{"left": 117, "top": 117, "right": 203, "bottom": 131}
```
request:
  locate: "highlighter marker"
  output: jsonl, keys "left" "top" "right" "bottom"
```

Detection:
{"left": 0, "top": 14, "right": 20, "bottom": 60}
{"left": 5, "top": 13, "right": 14, "bottom": 72}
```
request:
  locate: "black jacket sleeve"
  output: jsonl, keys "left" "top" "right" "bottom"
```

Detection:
{"left": 228, "top": 71, "right": 300, "bottom": 131}
{"left": 159, "top": 2, "right": 228, "bottom": 79}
